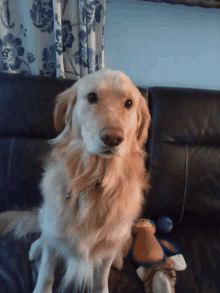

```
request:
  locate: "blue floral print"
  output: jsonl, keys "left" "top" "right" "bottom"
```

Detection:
{"left": 55, "top": 20, "right": 74, "bottom": 55}
{"left": 30, "top": 0, "right": 54, "bottom": 33}
{"left": 0, "top": 33, "right": 24, "bottom": 71}
{"left": 0, "top": 0, "right": 105, "bottom": 79}
{"left": 40, "top": 44, "right": 57, "bottom": 78}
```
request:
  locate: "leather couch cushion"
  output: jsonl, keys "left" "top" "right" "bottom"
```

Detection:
{"left": 0, "top": 72, "right": 76, "bottom": 212}
{"left": 145, "top": 87, "right": 220, "bottom": 225}
{"left": 0, "top": 137, "right": 51, "bottom": 212}
{"left": 0, "top": 72, "right": 74, "bottom": 139}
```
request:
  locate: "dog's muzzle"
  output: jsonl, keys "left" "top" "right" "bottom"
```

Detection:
{"left": 99, "top": 127, "right": 124, "bottom": 148}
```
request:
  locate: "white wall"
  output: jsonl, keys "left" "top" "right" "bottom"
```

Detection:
{"left": 104, "top": 0, "right": 220, "bottom": 90}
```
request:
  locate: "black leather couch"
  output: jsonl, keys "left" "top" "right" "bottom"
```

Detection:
{"left": 0, "top": 72, "right": 220, "bottom": 293}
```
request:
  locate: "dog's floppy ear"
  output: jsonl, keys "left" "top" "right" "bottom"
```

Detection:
{"left": 136, "top": 92, "right": 151, "bottom": 148}
{"left": 54, "top": 83, "right": 78, "bottom": 132}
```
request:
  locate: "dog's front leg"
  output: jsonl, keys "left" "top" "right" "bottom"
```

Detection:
{"left": 29, "top": 237, "right": 42, "bottom": 261}
{"left": 33, "top": 243, "right": 57, "bottom": 293}
{"left": 93, "top": 255, "right": 116, "bottom": 293}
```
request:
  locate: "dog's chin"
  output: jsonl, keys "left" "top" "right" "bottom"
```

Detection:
{"left": 98, "top": 151, "right": 117, "bottom": 158}
{"left": 86, "top": 145, "right": 122, "bottom": 158}
{"left": 91, "top": 149, "right": 120, "bottom": 158}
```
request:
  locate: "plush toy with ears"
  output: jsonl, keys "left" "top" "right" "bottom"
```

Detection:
{"left": 129, "top": 218, "right": 187, "bottom": 293}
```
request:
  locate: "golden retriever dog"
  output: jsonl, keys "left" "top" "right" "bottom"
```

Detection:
{"left": 0, "top": 69, "right": 151, "bottom": 293}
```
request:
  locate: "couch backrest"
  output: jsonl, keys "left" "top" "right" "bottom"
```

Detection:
{"left": 0, "top": 73, "right": 74, "bottom": 212}
{"left": 1, "top": 73, "right": 220, "bottom": 228}
{"left": 145, "top": 87, "right": 220, "bottom": 227}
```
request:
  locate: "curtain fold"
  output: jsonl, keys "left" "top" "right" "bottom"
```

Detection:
{"left": 0, "top": 0, "right": 106, "bottom": 80}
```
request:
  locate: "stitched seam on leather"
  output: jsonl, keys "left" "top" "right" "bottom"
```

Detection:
{"left": 179, "top": 144, "right": 188, "bottom": 224}
{"left": 7, "top": 137, "right": 15, "bottom": 210}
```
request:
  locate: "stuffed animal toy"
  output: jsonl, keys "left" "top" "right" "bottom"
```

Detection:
{"left": 129, "top": 218, "right": 187, "bottom": 293}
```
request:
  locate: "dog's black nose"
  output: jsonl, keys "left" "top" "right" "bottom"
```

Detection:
{"left": 99, "top": 127, "right": 124, "bottom": 147}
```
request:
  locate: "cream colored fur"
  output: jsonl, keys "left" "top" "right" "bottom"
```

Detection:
{"left": 0, "top": 69, "right": 151, "bottom": 293}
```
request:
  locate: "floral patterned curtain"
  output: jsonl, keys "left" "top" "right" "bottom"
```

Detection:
{"left": 0, "top": 0, "right": 106, "bottom": 80}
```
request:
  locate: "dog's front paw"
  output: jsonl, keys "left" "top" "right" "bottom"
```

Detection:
{"left": 94, "top": 288, "right": 109, "bottom": 293}
{"left": 29, "top": 237, "right": 42, "bottom": 261}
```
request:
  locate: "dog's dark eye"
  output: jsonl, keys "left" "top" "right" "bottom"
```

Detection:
{"left": 87, "top": 93, "right": 98, "bottom": 104}
{"left": 125, "top": 99, "right": 133, "bottom": 109}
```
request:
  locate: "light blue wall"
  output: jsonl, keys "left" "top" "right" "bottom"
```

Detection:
{"left": 104, "top": 0, "right": 220, "bottom": 90}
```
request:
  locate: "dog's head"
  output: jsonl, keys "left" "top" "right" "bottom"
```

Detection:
{"left": 51, "top": 69, "right": 151, "bottom": 158}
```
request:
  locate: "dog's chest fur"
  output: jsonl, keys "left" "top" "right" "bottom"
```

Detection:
{"left": 39, "top": 144, "right": 146, "bottom": 262}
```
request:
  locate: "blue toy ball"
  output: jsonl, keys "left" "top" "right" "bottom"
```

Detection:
{"left": 157, "top": 216, "right": 173, "bottom": 234}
